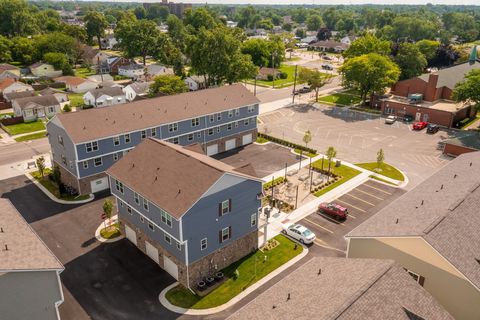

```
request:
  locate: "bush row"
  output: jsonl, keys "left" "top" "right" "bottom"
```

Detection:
{"left": 263, "top": 176, "right": 287, "bottom": 190}
{"left": 311, "top": 176, "right": 341, "bottom": 193}
{"left": 257, "top": 133, "right": 317, "bottom": 155}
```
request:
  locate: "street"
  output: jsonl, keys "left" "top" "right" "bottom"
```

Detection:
{"left": 0, "top": 137, "right": 49, "bottom": 166}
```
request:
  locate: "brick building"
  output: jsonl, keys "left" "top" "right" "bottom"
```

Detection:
{"left": 375, "top": 62, "right": 479, "bottom": 128}
{"left": 143, "top": 1, "right": 192, "bottom": 18}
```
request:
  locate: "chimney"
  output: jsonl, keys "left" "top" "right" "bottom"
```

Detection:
{"left": 425, "top": 74, "right": 439, "bottom": 102}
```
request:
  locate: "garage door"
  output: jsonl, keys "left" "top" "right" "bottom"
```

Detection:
{"left": 145, "top": 241, "right": 159, "bottom": 263}
{"left": 164, "top": 256, "right": 179, "bottom": 280}
{"left": 125, "top": 225, "right": 137, "bottom": 246}
{"left": 225, "top": 138, "right": 236, "bottom": 151}
{"left": 207, "top": 144, "right": 218, "bottom": 156}
{"left": 90, "top": 177, "right": 109, "bottom": 193}
{"left": 242, "top": 134, "right": 253, "bottom": 145}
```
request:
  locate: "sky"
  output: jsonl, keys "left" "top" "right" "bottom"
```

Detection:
{"left": 138, "top": 0, "right": 480, "bottom": 5}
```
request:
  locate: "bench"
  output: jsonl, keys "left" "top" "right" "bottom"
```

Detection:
{"left": 26, "top": 161, "right": 36, "bottom": 169}
{"left": 298, "top": 173, "right": 310, "bottom": 181}
{"left": 313, "top": 178, "right": 323, "bottom": 186}
{"left": 287, "top": 169, "right": 298, "bottom": 176}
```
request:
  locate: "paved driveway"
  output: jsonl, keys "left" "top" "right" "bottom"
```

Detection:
{"left": 0, "top": 176, "right": 178, "bottom": 320}
{"left": 259, "top": 105, "right": 456, "bottom": 189}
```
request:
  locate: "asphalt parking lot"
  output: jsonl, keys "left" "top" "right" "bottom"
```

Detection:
{"left": 259, "top": 104, "right": 456, "bottom": 189}
{"left": 214, "top": 143, "right": 300, "bottom": 178}
{"left": 294, "top": 180, "right": 405, "bottom": 257}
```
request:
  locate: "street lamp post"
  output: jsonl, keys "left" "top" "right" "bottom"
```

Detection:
{"left": 272, "top": 51, "right": 277, "bottom": 89}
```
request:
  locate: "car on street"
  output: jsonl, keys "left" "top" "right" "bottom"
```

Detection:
{"left": 322, "top": 55, "right": 333, "bottom": 60}
{"left": 295, "top": 86, "right": 312, "bottom": 94}
{"left": 403, "top": 114, "right": 414, "bottom": 122}
{"left": 282, "top": 223, "right": 316, "bottom": 244}
{"left": 426, "top": 124, "right": 440, "bottom": 134}
{"left": 321, "top": 64, "right": 334, "bottom": 70}
{"left": 318, "top": 202, "right": 348, "bottom": 221}
{"left": 412, "top": 121, "right": 428, "bottom": 130}
{"left": 385, "top": 115, "right": 397, "bottom": 124}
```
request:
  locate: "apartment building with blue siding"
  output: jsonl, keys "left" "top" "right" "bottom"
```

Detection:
{"left": 106, "top": 138, "right": 263, "bottom": 287}
{"left": 46, "top": 84, "right": 259, "bottom": 195}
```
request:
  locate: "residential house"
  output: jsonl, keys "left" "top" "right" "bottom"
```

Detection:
{"left": 86, "top": 74, "right": 114, "bottom": 84}
{"left": 257, "top": 67, "right": 281, "bottom": 81}
{"left": 54, "top": 76, "right": 97, "bottom": 94}
{"left": 3, "top": 90, "right": 36, "bottom": 103}
{"left": 46, "top": 84, "right": 259, "bottom": 195}
{"left": 185, "top": 75, "right": 207, "bottom": 91}
{"left": 81, "top": 45, "right": 110, "bottom": 66}
{"left": 39, "top": 88, "right": 69, "bottom": 107}
{"left": 145, "top": 64, "right": 174, "bottom": 80}
{"left": 300, "top": 36, "right": 318, "bottom": 44}
{"left": 308, "top": 40, "right": 349, "bottom": 52}
{"left": 118, "top": 64, "right": 144, "bottom": 80}
{"left": 12, "top": 95, "right": 61, "bottom": 121}
{"left": 123, "top": 82, "right": 152, "bottom": 101}
{"left": 228, "top": 257, "right": 453, "bottom": 320}
{"left": 99, "top": 56, "right": 130, "bottom": 75}
{"left": 340, "top": 35, "right": 357, "bottom": 45}
{"left": 100, "top": 34, "right": 118, "bottom": 50}
{"left": 0, "top": 199, "right": 64, "bottom": 320}
{"left": 0, "top": 78, "right": 34, "bottom": 98}
{"left": 30, "top": 62, "right": 62, "bottom": 78}
{"left": 83, "top": 87, "right": 126, "bottom": 108}
{"left": 375, "top": 61, "right": 480, "bottom": 127}
{"left": 226, "top": 21, "right": 238, "bottom": 28}
{"left": 0, "top": 63, "right": 21, "bottom": 80}
{"left": 346, "top": 152, "right": 480, "bottom": 320}
{"left": 107, "top": 138, "right": 262, "bottom": 287}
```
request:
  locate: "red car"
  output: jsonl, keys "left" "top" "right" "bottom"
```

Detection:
{"left": 412, "top": 121, "right": 428, "bottom": 130}
{"left": 318, "top": 202, "right": 348, "bottom": 221}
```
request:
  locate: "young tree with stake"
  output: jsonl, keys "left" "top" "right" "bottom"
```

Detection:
{"left": 377, "top": 148, "right": 385, "bottom": 170}
{"left": 326, "top": 146, "right": 337, "bottom": 181}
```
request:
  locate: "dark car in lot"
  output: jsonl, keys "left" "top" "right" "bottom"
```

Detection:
{"left": 426, "top": 124, "right": 440, "bottom": 134}
{"left": 412, "top": 121, "right": 428, "bottom": 130}
{"left": 318, "top": 202, "right": 348, "bottom": 221}
{"left": 321, "top": 64, "right": 334, "bottom": 70}
{"left": 295, "top": 86, "right": 312, "bottom": 95}
{"left": 403, "top": 114, "right": 414, "bottom": 122}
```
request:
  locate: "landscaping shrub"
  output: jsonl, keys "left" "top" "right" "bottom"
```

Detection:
{"left": 63, "top": 104, "right": 72, "bottom": 112}
{"left": 58, "top": 182, "right": 66, "bottom": 195}
{"left": 257, "top": 133, "right": 317, "bottom": 155}
{"left": 263, "top": 177, "right": 287, "bottom": 190}
{"left": 278, "top": 72, "right": 288, "bottom": 79}
{"left": 267, "top": 74, "right": 273, "bottom": 81}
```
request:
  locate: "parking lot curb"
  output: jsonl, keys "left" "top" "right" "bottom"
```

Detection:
{"left": 158, "top": 244, "right": 309, "bottom": 315}
{"left": 25, "top": 173, "right": 95, "bottom": 205}
{"left": 95, "top": 214, "right": 124, "bottom": 243}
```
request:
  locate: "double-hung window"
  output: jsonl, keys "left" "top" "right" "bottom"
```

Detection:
{"left": 219, "top": 199, "right": 231, "bottom": 216}
{"left": 86, "top": 141, "right": 98, "bottom": 153}
{"left": 143, "top": 198, "right": 149, "bottom": 211}
{"left": 228, "top": 110, "right": 233, "bottom": 118}
{"left": 141, "top": 130, "right": 146, "bottom": 139}
{"left": 220, "top": 227, "right": 231, "bottom": 243}
{"left": 134, "top": 192, "right": 140, "bottom": 205}
{"left": 201, "top": 238, "right": 207, "bottom": 250}
{"left": 58, "top": 135, "right": 63, "bottom": 145}
{"left": 227, "top": 123, "right": 232, "bottom": 131}
{"left": 161, "top": 211, "right": 172, "bottom": 227}
{"left": 168, "top": 123, "right": 178, "bottom": 132}
{"left": 127, "top": 206, "right": 132, "bottom": 214}
{"left": 172, "top": 137, "right": 179, "bottom": 144}
{"left": 113, "top": 153, "right": 119, "bottom": 161}
{"left": 191, "top": 118, "right": 200, "bottom": 127}
{"left": 124, "top": 134, "right": 131, "bottom": 144}
{"left": 164, "top": 234, "right": 171, "bottom": 244}
{"left": 151, "top": 127, "right": 157, "bottom": 137}
{"left": 113, "top": 136, "right": 120, "bottom": 146}
{"left": 244, "top": 119, "right": 250, "bottom": 126}
{"left": 235, "top": 108, "right": 240, "bottom": 116}
{"left": 208, "top": 128, "right": 214, "bottom": 136}
{"left": 248, "top": 105, "right": 255, "bottom": 113}
{"left": 209, "top": 114, "right": 215, "bottom": 122}
{"left": 216, "top": 113, "right": 222, "bottom": 121}
{"left": 115, "top": 180, "right": 124, "bottom": 193}
{"left": 94, "top": 157, "right": 102, "bottom": 167}
{"left": 251, "top": 213, "right": 257, "bottom": 227}
{"left": 82, "top": 161, "right": 88, "bottom": 169}
{"left": 187, "top": 134, "right": 194, "bottom": 141}
{"left": 148, "top": 222, "right": 154, "bottom": 231}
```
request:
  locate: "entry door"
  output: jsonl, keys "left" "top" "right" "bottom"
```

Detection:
{"left": 415, "top": 112, "right": 421, "bottom": 121}
{"left": 164, "top": 256, "right": 179, "bottom": 280}
{"left": 145, "top": 241, "right": 159, "bottom": 263}
{"left": 125, "top": 225, "right": 137, "bottom": 246}
{"left": 422, "top": 114, "right": 429, "bottom": 122}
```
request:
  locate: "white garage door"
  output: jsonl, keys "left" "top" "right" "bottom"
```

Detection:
{"left": 242, "top": 134, "right": 253, "bottom": 145}
{"left": 207, "top": 144, "right": 218, "bottom": 156}
{"left": 90, "top": 177, "right": 109, "bottom": 193}
{"left": 125, "top": 225, "right": 137, "bottom": 246}
{"left": 145, "top": 241, "right": 159, "bottom": 263}
{"left": 164, "top": 256, "right": 179, "bottom": 280}
{"left": 225, "top": 138, "right": 236, "bottom": 151}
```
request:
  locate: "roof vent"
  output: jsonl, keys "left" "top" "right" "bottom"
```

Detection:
{"left": 0, "top": 227, "right": 3, "bottom": 233}
{"left": 178, "top": 189, "right": 181, "bottom": 194}
{"left": 132, "top": 163, "right": 135, "bottom": 168}
{"left": 286, "top": 293, "right": 291, "bottom": 301}
{"left": 317, "top": 268, "right": 321, "bottom": 275}
{"left": 4, "top": 244, "right": 8, "bottom": 251}
{"left": 475, "top": 258, "right": 480, "bottom": 265}
{"left": 154, "top": 176, "right": 157, "bottom": 181}
{"left": 421, "top": 200, "right": 424, "bottom": 205}
{"left": 470, "top": 162, "right": 473, "bottom": 167}
{"left": 440, "top": 184, "right": 443, "bottom": 190}
{"left": 395, "top": 218, "right": 399, "bottom": 224}
{"left": 454, "top": 174, "right": 457, "bottom": 179}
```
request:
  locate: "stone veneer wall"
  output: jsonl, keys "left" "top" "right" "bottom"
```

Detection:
{"left": 204, "top": 128, "right": 257, "bottom": 154}
{"left": 54, "top": 160, "right": 80, "bottom": 193}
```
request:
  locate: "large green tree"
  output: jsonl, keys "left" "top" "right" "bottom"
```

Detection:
{"left": 415, "top": 39, "right": 440, "bottom": 63}
{"left": 149, "top": 75, "right": 188, "bottom": 96}
{"left": 339, "top": 53, "right": 400, "bottom": 104}
{"left": 452, "top": 69, "right": 480, "bottom": 107}
{"left": 343, "top": 34, "right": 391, "bottom": 59}
{"left": 306, "top": 15, "right": 323, "bottom": 31}
{"left": 146, "top": 4, "right": 170, "bottom": 23}
{"left": 84, "top": 11, "right": 109, "bottom": 49}
{"left": 0, "top": 36, "right": 12, "bottom": 62}
{"left": 299, "top": 68, "right": 331, "bottom": 102}
{"left": 11, "top": 37, "right": 36, "bottom": 64}
{"left": 184, "top": 8, "right": 218, "bottom": 31}
{"left": 34, "top": 32, "right": 76, "bottom": 61}
{"left": 43, "top": 52, "right": 73, "bottom": 75}
{"left": 394, "top": 42, "right": 427, "bottom": 80}
{"left": 0, "top": 0, "right": 38, "bottom": 37}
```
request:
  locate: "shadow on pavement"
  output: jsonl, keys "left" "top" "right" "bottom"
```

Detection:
{"left": 320, "top": 106, "right": 381, "bottom": 123}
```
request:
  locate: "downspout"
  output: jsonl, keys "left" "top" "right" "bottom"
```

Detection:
{"left": 185, "top": 240, "right": 195, "bottom": 294}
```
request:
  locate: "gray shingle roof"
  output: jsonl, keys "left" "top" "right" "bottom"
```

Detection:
{"left": 0, "top": 199, "right": 63, "bottom": 271}
{"left": 444, "top": 133, "right": 480, "bottom": 151}
{"left": 228, "top": 257, "right": 452, "bottom": 320}
{"left": 418, "top": 62, "right": 480, "bottom": 90}
{"left": 14, "top": 94, "right": 60, "bottom": 110}
{"left": 127, "top": 81, "right": 152, "bottom": 95}
{"left": 347, "top": 151, "right": 480, "bottom": 289}
{"left": 4, "top": 90, "right": 36, "bottom": 101}
{"left": 87, "top": 86, "right": 124, "bottom": 99}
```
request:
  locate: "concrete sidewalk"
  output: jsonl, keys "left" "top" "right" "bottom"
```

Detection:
{"left": 0, "top": 153, "right": 51, "bottom": 180}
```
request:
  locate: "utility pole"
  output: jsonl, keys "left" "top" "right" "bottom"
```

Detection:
{"left": 284, "top": 162, "right": 288, "bottom": 181}
{"left": 272, "top": 51, "right": 277, "bottom": 89}
{"left": 292, "top": 64, "right": 298, "bottom": 104}
{"left": 254, "top": 76, "right": 257, "bottom": 96}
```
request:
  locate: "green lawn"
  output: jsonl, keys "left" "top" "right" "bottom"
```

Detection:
{"left": 68, "top": 93, "right": 84, "bottom": 108}
{"left": 459, "top": 114, "right": 480, "bottom": 129}
{"left": 14, "top": 131, "right": 47, "bottom": 142}
{"left": 0, "top": 112, "right": 14, "bottom": 119}
{"left": 355, "top": 162, "right": 405, "bottom": 181}
{"left": 317, "top": 93, "right": 361, "bottom": 106}
{"left": 3, "top": 120, "right": 45, "bottom": 136}
{"left": 100, "top": 222, "right": 121, "bottom": 239}
{"left": 31, "top": 169, "right": 90, "bottom": 201}
{"left": 74, "top": 67, "right": 96, "bottom": 78}
{"left": 294, "top": 148, "right": 317, "bottom": 158}
{"left": 253, "top": 65, "right": 299, "bottom": 88}
{"left": 311, "top": 160, "right": 362, "bottom": 197}
{"left": 165, "top": 235, "right": 303, "bottom": 309}
{"left": 369, "top": 175, "right": 397, "bottom": 186}
{"left": 256, "top": 136, "right": 268, "bottom": 144}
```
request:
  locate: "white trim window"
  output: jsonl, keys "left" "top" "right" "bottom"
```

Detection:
{"left": 58, "top": 135, "right": 63, "bottom": 145}
{"left": 143, "top": 198, "right": 149, "bottom": 211}
{"left": 216, "top": 113, "right": 222, "bottom": 121}
{"left": 148, "top": 222, "right": 154, "bottom": 231}
{"left": 94, "top": 157, "right": 102, "bottom": 167}
{"left": 251, "top": 213, "right": 257, "bottom": 227}
{"left": 176, "top": 241, "right": 181, "bottom": 251}
{"left": 216, "top": 127, "right": 220, "bottom": 133}
{"left": 168, "top": 123, "right": 178, "bottom": 132}
{"left": 113, "top": 136, "right": 120, "bottom": 146}
{"left": 113, "top": 153, "right": 119, "bottom": 161}
{"left": 221, "top": 227, "right": 230, "bottom": 242}
{"left": 151, "top": 127, "right": 157, "bottom": 137}
{"left": 86, "top": 141, "right": 98, "bottom": 153}
{"left": 228, "top": 110, "right": 233, "bottom": 118}
{"left": 124, "top": 133, "right": 131, "bottom": 144}
{"left": 227, "top": 123, "right": 232, "bottom": 131}
{"left": 248, "top": 105, "right": 255, "bottom": 113}
{"left": 208, "top": 128, "right": 214, "bottom": 136}
{"left": 209, "top": 114, "right": 215, "bottom": 122}
{"left": 161, "top": 211, "right": 172, "bottom": 227}
{"left": 164, "top": 234, "right": 171, "bottom": 244}
{"left": 187, "top": 134, "right": 194, "bottom": 141}
{"left": 197, "top": 132, "right": 202, "bottom": 138}
{"left": 235, "top": 108, "right": 240, "bottom": 116}
{"left": 201, "top": 238, "right": 207, "bottom": 250}
{"left": 115, "top": 180, "right": 124, "bottom": 193}
{"left": 191, "top": 118, "right": 200, "bottom": 127}
{"left": 244, "top": 119, "right": 250, "bottom": 126}
{"left": 235, "top": 121, "right": 239, "bottom": 128}
{"left": 141, "top": 130, "right": 146, "bottom": 139}
{"left": 140, "top": 215, "right": 145, "bottom": 223}
{"left": 134, "top": 192, "right": 140, "bottom": 205}
{"left": 127, "top": 205, "right": 132, "bottom": 214}
{"left": 82, "top": 161, "right": 88, "bottom": 169}
{"left": 220, "top": 199, "right": 231, "bottom": 215}
{"left": 172, "top": 137, "right": 179, "bottom": 144}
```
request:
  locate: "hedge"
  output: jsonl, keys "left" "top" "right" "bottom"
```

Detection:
{"left": 257, "top": 133, "right": 317, "bottom": 155}
{"left": 263, "top": 176, "right": 286, "bottom": 190}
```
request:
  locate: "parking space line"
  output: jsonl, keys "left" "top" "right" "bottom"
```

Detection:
{"left": 344, "top": 193, "right": 375, "bottom": 206}
{"left": 354, "top": 188, "right": 384, "bottom": 200}
{"left": 313, "top": 239, "right": 346, "bottom": 254}
{"left": 348, "top": 213, "right": 357, "bottom": 219}
{"left": 316, "top": 212, "right": 347, "bottom": 225}
{"left": 335, "top": 199, "right": 367, "bottom": 213}
{"left": 303, "top": 218, "right": 334, "bottom": 234}
{"left": 362, "top": 183, "right": 392, "bottom": 195}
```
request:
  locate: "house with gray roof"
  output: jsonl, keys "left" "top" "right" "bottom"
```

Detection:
{"left": 83, "top": 86, "right": 126, "bottom": 108}
{"left": 12, "top": 95, "right": 61, "bottom": 122}
{"left": 123, "top": 81, "right": 152, "bottom": 101}
{"left": 346, "top": 151, "right": 480, "bottom": 320}
{"left": 228, "top": 257, "right": 452, "bottom": 320}
{"left": 0, "top": 63, "right": 20, "bottom": 80}
{"left": 106, "top": 138, "right": 262, "bottom": 288}
{"left": 3, "top": 90, "right": 36, "bottom": 103}
{"left": 0, "top": 199, "right": 64, "bottom": 320}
